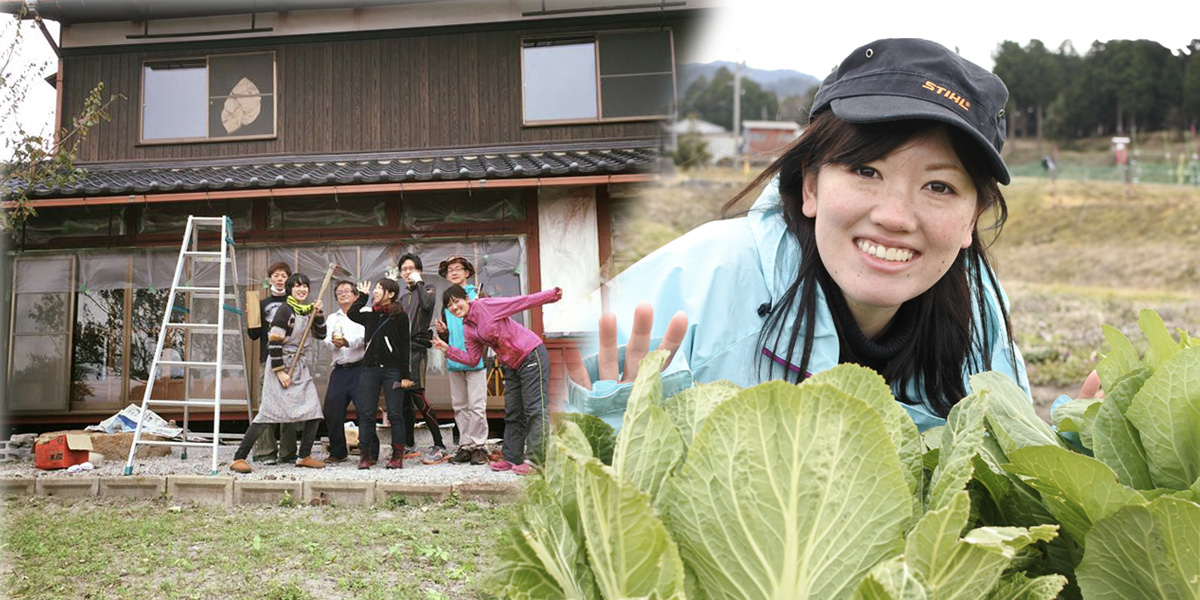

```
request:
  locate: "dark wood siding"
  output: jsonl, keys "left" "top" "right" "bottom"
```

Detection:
{"left": 64, "top": 18, "right": 694, "bottom": 163}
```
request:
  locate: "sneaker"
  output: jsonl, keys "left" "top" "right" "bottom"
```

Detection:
{"left": 511, "top": 462, "right": 535, "bottom": 476}
{"left": 470, "top": 447, "right": 489, "bottom": 465}
{"left": 229, "top": 459, "right": 252, "bottom": 474}
{"left": 402, "top": 446, "right": 421, "bottom": 459}
{"left": 323, "top": 455, "right": 346, "bottom": 464}
{"left": 296, "top": 456, "right": 325, "bottom": 469}
{"left": 386, "top": 457, "right": 405, "bottom": 469}
{"left": 254, "top": 454, "right": 278, "bottom": 465}
{"left": 422, "top": 447, "right": 450, "bottom": 465}
{"left": 490, "top": 459, "right": 514, "bottom": 472}
{"left": 358, "top": 457, "right": 376, "bottom": 469}
{"left": 449, "top": 447, "right": 472, "bottom": 464}
{"left": 279, "top": 455, "right": 298, "bottom": 464}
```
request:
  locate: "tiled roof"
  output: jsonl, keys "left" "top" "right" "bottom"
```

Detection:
{"left": 12, "top": 143, "right": 660, "bottom": 198}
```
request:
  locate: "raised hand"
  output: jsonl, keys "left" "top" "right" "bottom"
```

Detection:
{"left": 566, "top": 301, "right": 688, "bottom": 390}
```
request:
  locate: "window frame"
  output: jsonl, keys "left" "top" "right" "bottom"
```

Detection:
{"left": 138, "top": 50, "right": 278, "bottom": 145}
{"left": 520, "top": 28, "right": 676, "bottom": 126}
{"left": 6, "top": 255, "right": 76, "bottom": 413}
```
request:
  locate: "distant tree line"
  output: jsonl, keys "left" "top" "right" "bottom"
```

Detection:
{"left": 992, "top": 38, "right": 1200, "bottom": 141}
{"left": 677, "top": 66, "right": 786, "bottom": 131}
{"left": 678, "top": 39, "right": 1200, "bottom": 146}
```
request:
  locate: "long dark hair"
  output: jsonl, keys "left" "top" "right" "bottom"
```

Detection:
{"left": 726, "top": 111, "right": 1016, "bottom": 417}
{"left": 375, "top": 277, "right": 405, "bottom": 316}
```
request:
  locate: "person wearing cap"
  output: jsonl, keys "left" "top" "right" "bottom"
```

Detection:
{"left": 566, "top": 38, "right": 1036, "bottom": 432}
{"left": 396, "top": 252, "right": 451, "bottom": 464}
{"left": 434, "top": 256, "right": 491, "bottom": 465}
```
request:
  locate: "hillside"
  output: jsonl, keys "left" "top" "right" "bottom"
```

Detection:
{"left": 680, "top": 61, "right": 821, "bottom": 99}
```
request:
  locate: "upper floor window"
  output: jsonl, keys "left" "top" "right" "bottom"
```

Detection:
{"left": 522, "top": 30, "right": 674, "bottom": 125}
{"left": 141, "top": 51, "right": 276, "bottom": 143}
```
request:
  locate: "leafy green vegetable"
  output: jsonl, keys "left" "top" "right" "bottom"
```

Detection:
{"left": 664, "top": 380, "right": 911, "bottom": 600}
{"left": 575, "top": 458, "right": 686, "bottom": 600}
{"left": 1003, "top": 445, "right": 1145, "bottom": 545}
{"left": 495, "top": 310, "right": 1200, "bottom": 599}
{"left": 1125, "top": 346, "right": 1200, "bottom": 490}
{"left": 928, "top": 391, "right": 988, "bottom": 512}
{"left": 971, "top": 371, "right": 1069, "bottom": 454}
{"left": 1090, "top": 368, "right": 1153, "bottom": 489}
{"left": 554, "top": 412, "right": 616, "bottom": 465}
{"left": 1077, "top": 497, "right": 1200, "bottom": 600}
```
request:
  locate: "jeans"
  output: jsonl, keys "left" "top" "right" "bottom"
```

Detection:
{"left": 501, "top": 344, "right": 550, "bottom": 466}
{"left": 356, "top": 365, "right": 405, "bottom": 459}
{"left": 322, "top": 363, "right": 363, "bottom": 460}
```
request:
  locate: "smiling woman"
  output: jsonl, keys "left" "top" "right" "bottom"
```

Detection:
{"left": 568, "top": 38, "right": 1030, "bottom": 431}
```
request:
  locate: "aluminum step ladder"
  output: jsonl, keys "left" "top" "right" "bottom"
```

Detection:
{"left": 124, "top": 216, "right": 251, "bottom": 476}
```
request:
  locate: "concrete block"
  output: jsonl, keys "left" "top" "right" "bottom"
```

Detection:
{"left": 376, "top": 482, "right": 452, "bottom": 506}
{"left": 0, "top": 477, "right": 35, "bottom": 496}
{"left": 168, "top": 476, "right": 233, "bottom": 506}
{"left": 453, "top": 480, "right": 523, "bottom": 503}
{"left": 100, "top": 476, "right": 165, "bottom": 500}
{"left": 36, "top": 477, "right": 99, "bottom": 498}
{"left": 304, "top": 479, "right": 375, "bottom": 507}
{"left": 234, "top": 480, "right": 304, "bottom": 505}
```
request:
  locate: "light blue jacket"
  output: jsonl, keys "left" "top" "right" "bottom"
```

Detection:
{"left": 445, "top": 283, "right": 485, "bottom": 371}
{"left": 566, "top": 177, "right": 1030, "bottom": 432}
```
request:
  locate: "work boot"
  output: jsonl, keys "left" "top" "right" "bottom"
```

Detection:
{"left": 295, "top": 456, "right": 325, "bottom": 469}
{"left": 230, "top": 459, "right": 252, "bottom": 473}
{"left": 358, "top": 457, "right": 376, "bottom": 469}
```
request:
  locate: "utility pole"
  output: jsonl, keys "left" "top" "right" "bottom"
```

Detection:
{"left": 732, "top": 60, "right": 742, "bottom": 159}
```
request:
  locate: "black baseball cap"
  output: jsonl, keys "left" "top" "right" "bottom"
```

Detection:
{"left": 811, "top": 38, "right": 1011, "bottom": 184}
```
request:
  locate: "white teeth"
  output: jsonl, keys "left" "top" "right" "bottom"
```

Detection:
{"left": 857, "top": 239, "right": 914, "bottom": 262}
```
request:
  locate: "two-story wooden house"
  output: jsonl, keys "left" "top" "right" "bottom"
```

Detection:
{"left": 1, "top": 0, "right": 711, "bottom": 428}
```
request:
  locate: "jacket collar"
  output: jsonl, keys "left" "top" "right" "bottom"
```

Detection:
{"left": 746, "top": 176, "right": 839, "bottom": 376}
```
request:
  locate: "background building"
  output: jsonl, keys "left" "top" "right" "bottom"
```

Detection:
{"left": 1, "top": 0, "right": 711, "bottom": 429}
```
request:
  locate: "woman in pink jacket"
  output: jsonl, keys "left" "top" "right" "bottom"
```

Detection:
{"left": 432, "top": 285, "right": 562, "bottom": 475}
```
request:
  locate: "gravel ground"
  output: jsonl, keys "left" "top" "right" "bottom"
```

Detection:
{"left": 1, "top": 425, "right": 523, "bottom": 485}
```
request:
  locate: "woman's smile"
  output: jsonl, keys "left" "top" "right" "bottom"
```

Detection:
{"left": 803, "top": 127, "right": 979, "bottom": 337}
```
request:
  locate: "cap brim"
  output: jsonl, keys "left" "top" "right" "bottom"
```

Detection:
{"left": 830, "top": 96, "right": 1010, "bottom": 185}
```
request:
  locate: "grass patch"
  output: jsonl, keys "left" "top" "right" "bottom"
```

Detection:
{"left": 1, "top": 497, "right": 514, "bottom": 600}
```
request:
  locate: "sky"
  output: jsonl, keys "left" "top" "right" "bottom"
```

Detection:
{"left": 1, "top": 18, "right": 59, "bottom": 161}
{"left": 691, "top": 0, "right": 1198, "bottom": 77}
{"left": 3, "top": 1, "right": 1197, "bottom": 160}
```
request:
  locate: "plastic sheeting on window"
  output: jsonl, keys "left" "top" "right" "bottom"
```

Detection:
{"left": 13, "top": 255, "right": 74, "bottom": 293}
{"left": 537, "top": 186, "right": 601, "bottom": 334}
{"left": 400, "top": 190, "right": 524, "bottom": 230}
{"left": 20, "top": 206, "right": 125, "bottom": 245}
{"left": 139, "top": 201, "right": 252, "bottom": 234}
{"left": 268, "top": 196, "right": 387, "bottom": 229}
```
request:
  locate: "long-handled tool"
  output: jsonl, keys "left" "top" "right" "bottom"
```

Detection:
{"left": 287, "top": 262, "right": 352, "bottom": 377}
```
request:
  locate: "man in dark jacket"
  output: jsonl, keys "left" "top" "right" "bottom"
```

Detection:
{"left": 396, "top": 253, "right": 449, "bottom": 464}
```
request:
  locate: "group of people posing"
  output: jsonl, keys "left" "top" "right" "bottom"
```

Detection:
{"left": 229, "top": 253, "right": 560, "bottom": 476}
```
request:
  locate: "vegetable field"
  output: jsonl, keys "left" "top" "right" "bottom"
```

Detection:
{"left": 491, "top": 309, "right": 1200, "bottom": 599}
